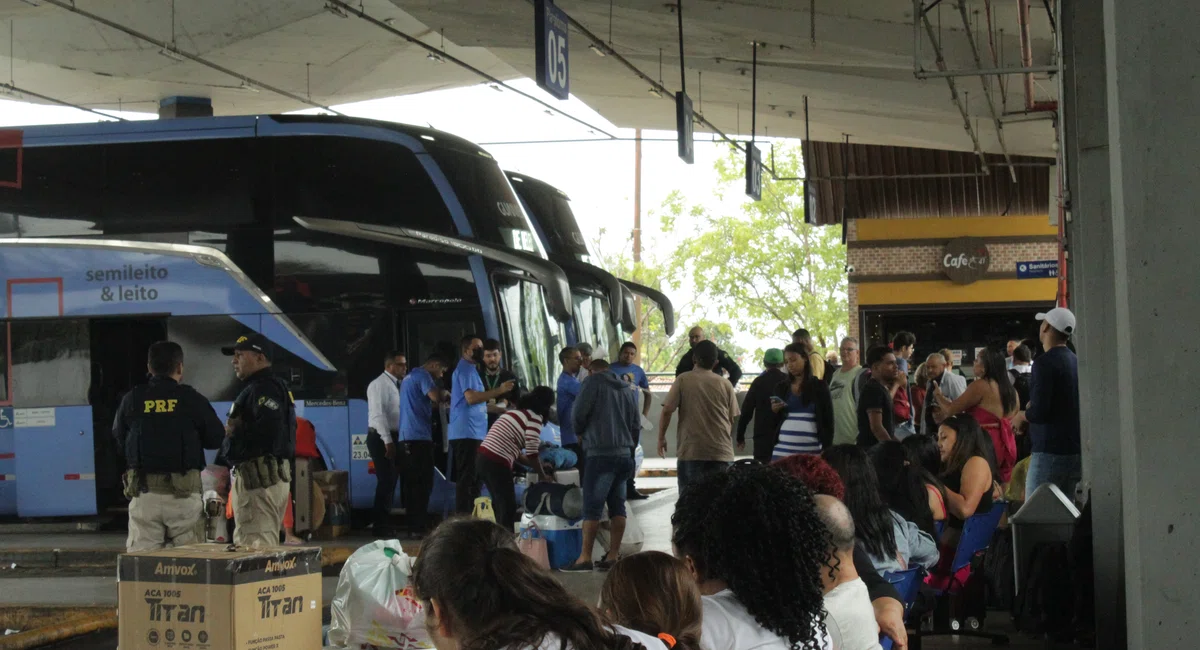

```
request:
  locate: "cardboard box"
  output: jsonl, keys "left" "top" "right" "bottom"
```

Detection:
{"left": 118, "top": 544, "right": 322, "bottom": 650}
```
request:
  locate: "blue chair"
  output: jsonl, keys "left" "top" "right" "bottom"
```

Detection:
{"left": 917, "top": 501, "right": 1010, "bottom": 646}
{"left": 879, "top": 635, "right": 894, "bottom": 650}
{"left": 882, "top": 567, "right": 924, "bottom": 621}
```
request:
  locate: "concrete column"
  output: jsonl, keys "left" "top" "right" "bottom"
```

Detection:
{"left": 1072, "top": 0, "right": 1200, "bottom": 645}
{"left": 1061, "top": 0, "right": 1124, "bottom": 645}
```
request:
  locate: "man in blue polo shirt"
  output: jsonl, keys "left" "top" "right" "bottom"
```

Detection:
{"left": 449, "top": 335, "right": 515, "bottom": 513}
{"left": 556, "top": 346, "right": 585, "bottom": 472}
{"left": 608, "top": 340, "right": 651, "bottom": 499}
{"left": 399, "top": 354, "right": 448, "bottom": 537}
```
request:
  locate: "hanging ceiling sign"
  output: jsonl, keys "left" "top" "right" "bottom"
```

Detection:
{"left": 676, "top": 92, "right": 694, "bottom": 164}
{"left": 941, "top": 237, "right": 991, "bottom": 284}
{"left": 745, "top": 142, "right": 762, "bottom": 201}
{"left": 535, "top": 0, "right": 570, "bottom": 100}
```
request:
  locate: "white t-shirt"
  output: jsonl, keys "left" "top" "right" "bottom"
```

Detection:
{"left": 613, "top": 625, "right": 670, "bottom": 650}
{"left": 701, "top": 590, "right": 832, "bottom": 650}
{"left": 823, "top": 579, "right": 882, "bottom": 650}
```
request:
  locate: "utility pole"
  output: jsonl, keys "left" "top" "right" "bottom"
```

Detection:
{"left": 632, "top": 128, "right": 643, "bottom": 353}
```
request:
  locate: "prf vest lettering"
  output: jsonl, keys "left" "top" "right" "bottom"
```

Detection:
{"left": 143, "top": 399, "right": 179, "bottom": 413}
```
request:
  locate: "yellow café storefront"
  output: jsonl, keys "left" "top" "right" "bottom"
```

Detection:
{"left": 846, "top": 214, "right": 1059, "bottom": 372}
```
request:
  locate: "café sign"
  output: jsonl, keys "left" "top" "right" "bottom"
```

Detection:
{"left": 942, "top": 237, "right": 990, "bottom": 284}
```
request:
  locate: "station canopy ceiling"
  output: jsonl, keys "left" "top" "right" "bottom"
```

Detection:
{"left": 0, "top": 0, "right": 1057, "bottom": 156}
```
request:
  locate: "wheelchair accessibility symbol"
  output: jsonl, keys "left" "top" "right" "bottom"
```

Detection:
{"left": 0, "top": 408, "right": 11, "bottom": 429}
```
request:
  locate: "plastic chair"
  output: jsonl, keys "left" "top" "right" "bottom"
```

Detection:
{"left": 882, "top": 567, "right": 924, "bottom": 621}
{"left": 917, "top": 501, "right": 1010, "bottom": 646}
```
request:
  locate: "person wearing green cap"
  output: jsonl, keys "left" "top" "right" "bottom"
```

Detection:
{"left": 736, "top": 348, "right": 789, "bottom": 463}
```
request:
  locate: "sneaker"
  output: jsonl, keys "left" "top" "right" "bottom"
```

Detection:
{"left": 627, "top": 490, "right": 650, "bottom": 501}
{"left": 559, "top": 561, "right": 594, "bottom": 572}
{"left": 594, "top": 559, "right": 615, "bottom": 572}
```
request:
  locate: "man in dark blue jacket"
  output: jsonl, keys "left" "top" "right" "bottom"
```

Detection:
{"left": 561, "top": 359, "right": 639, "bottom": 572}
{"left": 1018, "top": 307, "right": 1081, "bottom": 499}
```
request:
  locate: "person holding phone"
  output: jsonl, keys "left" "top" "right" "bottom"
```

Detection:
{"left": 479, "top": 338, "right": 521, "bottom": 429}
{"left": 768, "top": 343, "right": 834, "bottom": 460}
{"left": 735, "top": 349, "right": 788, "bottom": 463}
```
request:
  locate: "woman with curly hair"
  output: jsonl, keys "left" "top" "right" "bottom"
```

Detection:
{"left": 769, "top": 453, "right": 845, "bottom": 500}
{"left": 412, "top": 518, "right": 642, "bottom": 650}
{"left": 600, "top": 551, "right": 704, "bottom": 650}
{"left": 671, "top": 461, "right": 831, "bottom": 650}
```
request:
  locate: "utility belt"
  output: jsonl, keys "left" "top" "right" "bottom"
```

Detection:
{"left": 231, "top": 455, "right": 291, "bottom": 491}
{"left": 123, "top": 469, "right": 201, "bottom": 499}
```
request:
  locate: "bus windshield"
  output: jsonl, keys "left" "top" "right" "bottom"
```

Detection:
{"left": 494, "top": 276, "right": 561, "bottom": 389}
{"left": 426, "top": 146, "right": 540, "bottom": 253}
{"left": 572, "top": 290, "right": 619, "bottom": 362}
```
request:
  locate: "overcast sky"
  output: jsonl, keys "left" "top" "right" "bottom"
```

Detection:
{"left": 0, "top": 79, "right": 793, "bottom": 367}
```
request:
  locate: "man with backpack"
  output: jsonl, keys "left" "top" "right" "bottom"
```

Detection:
{"left": 1008, "top": 344, "right": 1033, "bottom": 410}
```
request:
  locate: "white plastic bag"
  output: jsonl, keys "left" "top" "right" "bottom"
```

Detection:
{"left": 326, "top": 540, "right": 433, "bottom": 650}
{"left": 593, "top": 508, "right": 645, "bottom": 559}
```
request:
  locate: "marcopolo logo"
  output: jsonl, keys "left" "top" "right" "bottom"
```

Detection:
{"left": 154, "top": 562, "right": 197, "bottom": 577}
{"left": 265, "top": 557, "right": 298, "bottom": 573}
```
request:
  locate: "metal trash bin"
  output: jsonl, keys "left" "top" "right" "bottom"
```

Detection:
{"left": 1011, "top": 482, "right": 1080, "bottom": 598}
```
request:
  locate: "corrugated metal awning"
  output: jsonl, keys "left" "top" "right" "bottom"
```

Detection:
{"left": 801, "top": 141, "right": 1054, "bottom": 225}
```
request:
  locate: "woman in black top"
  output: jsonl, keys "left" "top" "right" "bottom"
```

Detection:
{"left": 937, "top": 414, "right": 1001, "bottom": 534}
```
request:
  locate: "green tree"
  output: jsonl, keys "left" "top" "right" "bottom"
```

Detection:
{"left": 593, "top": 231, "right": 747, "bottom": 374}
{"left": 660, "top": 143, "right": 847, "bottom": 350}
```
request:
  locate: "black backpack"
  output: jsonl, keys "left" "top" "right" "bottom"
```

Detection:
{"left": 1014, "top": 541, "right": 1075, "bottom": 639}
{"left": 984, "top": 527, "right": 1016, "bottom": 611}
{"left": 1008, "top": 369, "right": 1031, "bottom": 411}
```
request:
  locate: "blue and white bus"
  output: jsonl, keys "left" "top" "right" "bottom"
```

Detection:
{"left": 506, "top": 171, "right": 676, "bottom": 357}
{"left": 0, "top": 115, "right": 572, "bottom": 518}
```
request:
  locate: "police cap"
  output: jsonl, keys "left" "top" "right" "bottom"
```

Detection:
{"left": 221, "top": 333, "right": 270, "bottom": 357}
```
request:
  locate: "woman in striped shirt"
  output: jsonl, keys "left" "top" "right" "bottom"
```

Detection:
{"left": 768, "top": 343, "right": 834, "bottom": 460}
{"left": 477, "top": 386, "right": 555, "bottom": 530}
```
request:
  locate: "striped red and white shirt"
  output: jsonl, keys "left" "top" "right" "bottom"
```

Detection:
{"left": 479, "top": 409, "right": 545, "bottom": 468}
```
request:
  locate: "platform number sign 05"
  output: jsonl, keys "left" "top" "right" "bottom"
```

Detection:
{"left": 676, "top": 92, "right": 694, "bottom": 164}
{"left": 745, "top": 142, "right": 762, "bottom": 201}
{"left": 535, "top": 0, "right": 570, "bottom": 100}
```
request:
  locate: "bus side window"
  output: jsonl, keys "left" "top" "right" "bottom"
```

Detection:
{"left": 10, "top": 320, "right": 89, "bottom": 407}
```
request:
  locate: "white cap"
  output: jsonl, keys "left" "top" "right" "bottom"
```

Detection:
{"left": 1036, "top": 307, "right": 1076, "bottom": 337}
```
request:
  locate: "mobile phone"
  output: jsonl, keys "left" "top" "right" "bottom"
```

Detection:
{"left": 770, "top": 396, "right": 785, "bottom": 404}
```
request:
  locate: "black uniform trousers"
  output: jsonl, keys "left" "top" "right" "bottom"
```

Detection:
{"left": 399, "top": 440, "right": 435, "bottom": 533}
{"left": 753, "top": 436, "right": 776, "bottom": 464}
{"left": 476, "top": 453, "right": 518, "bottom": 530}
{"left": 451, "top": 439, "right": 483, "bottom": 514}
{"left": 366, "top": 429, "right": 399, "bottom": 533}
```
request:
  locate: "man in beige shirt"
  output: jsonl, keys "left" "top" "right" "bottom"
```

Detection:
{"left": 659, "top": 340, "right": 741, "bottom": 493}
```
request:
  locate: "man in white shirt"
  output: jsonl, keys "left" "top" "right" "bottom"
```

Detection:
{"left": 366, "top": 350, "right": 406, "bottom": 538}
{"left": 576, "top": 342, "right": 594, "bottom": 381}
{"left": 919, "top": 352, "right": 966, "bottom": 436}
{"left": 816, "top": 495, "right": 883, "bottom": 650}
